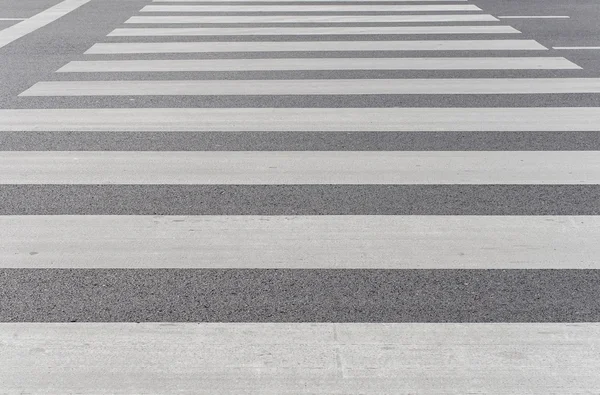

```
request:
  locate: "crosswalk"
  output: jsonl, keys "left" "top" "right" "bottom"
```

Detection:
{"left": 2, "top": 0, "right": 600, "bottom": 392}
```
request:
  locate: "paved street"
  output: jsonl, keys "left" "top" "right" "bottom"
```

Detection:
{"left": 1, "top": 0, "right": 600, "bottom": 392}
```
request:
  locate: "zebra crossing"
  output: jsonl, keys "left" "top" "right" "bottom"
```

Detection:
{"left": 2, "top": 0, "right": 600, "bottom": 392}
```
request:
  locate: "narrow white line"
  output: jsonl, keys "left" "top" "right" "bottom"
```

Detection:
{"left": 140, "top": 4, "right": 481, "bottom": 12}
{"left": 56, "top": 57, "right": 580, "bottom": 72}
{"left": 1, "top": 107, "right": 599, "bottom": 132}
{"left": 85, "top": 40, "right": 546, "bottom": 54}
{"left": 554, "top": 46, "right": 600, "bottom": 50}
{"left": 22, "top": 78, "right": 600, "bottom": 97}
{"left": 2, "top": 216, "right": 600, "bottom": 268}
{"left": 154, "top": 0, "right": 470, "bottom": 2}
{"left": 498, "top": 15, "right": 570, "bottom": 19}
{"left": 0, "top": 18, "right": 26, "bottom": 21}
{"left": 4, "top": 324, "right": 599, "bottom": 393}
{"left": 125, "top": 14, "right": 499, "bottom": 23}
{"left": 108, "top": 26, "right": 521, "bottom": 36}
{"left": 1, "top": 151, "right": 598, "bottom": 185}
{"left": 0, "top": 0, "right": 91, "bottom": 50}
{"left": 155, "top": 0, "right": 470, "bottom": 2}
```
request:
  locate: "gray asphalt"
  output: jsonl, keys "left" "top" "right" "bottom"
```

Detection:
{"left": 1, "top": 185, "right": 599, "bottom": 215}
{"left": 0, "top": 21, "right": 20, "bottom": 31}
{"left": 2, "top": 270, "right": 600, "bottom": 322}
{"left": 1, "top": 0, "right": 600, "bottom": 323}
{"left": 3, "top": 131, "right": 600, "bottom": 150}
{"left": 1, "top": 0, "right": 65, "bottom": 18}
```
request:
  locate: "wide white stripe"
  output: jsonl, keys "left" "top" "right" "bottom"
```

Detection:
{"left": 2, "top": 216, "right": 600, "bottom": 268}
{"left": 141, "top": 4, "right": 481, "bottom": 12}
{"left": 1, "top": 107, "right": 600, "bottom": 132}
{"left": 57, "top": 57, "right": 579, "bottom": 72}
{"left": 21, "top": 78, "right": 600, "bottom": 96}
{"left": 125, "top": 14, "right": 498, "bottom": 23}
{"left": 3, "top": 323, "right": 600, "bottom": 393}
{"left": 108, "top": 25, "right": 521, "bottom": 36}
{"left": 85, "top": 40, "right": 546, "bottom": 54}
{"left": 5, "top": 323, "right": 598, "bottom": 393}
{"left": 1, "top": 151, "right": 598, "bottom": 185}
{"left": 155, "top": 0, "right": 470, "bottom": 2}
{"left": 0, "top": 0, "right": 91, "bottom": 49}
{"left": 498, "top": 15, "right": 570, "bottom": 19}
{"left": 554, "top": 46, "right": 600, "bottom": 50}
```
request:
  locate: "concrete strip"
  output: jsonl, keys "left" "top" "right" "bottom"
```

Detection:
{"left": 21, "top": 78, "right": 600, "bottom": 96}
{"left": 0, "top": 0, "right": 91, "bottom": 49}
{"left": 1, "top": 215, "right": 600, "bottom": 268}
{"left": 140, "top": 4, "right": 481, "bottom": 12}
{"left": 56, "top": 57, "right": 580, "bottom": 72}
{"left": 124, "top": 14, "right": 499, "bottom": 23}
{"left": 2, "top": 323, "right": 600, "bottom": 393}
{"left": 85, "top": 40, "right": 546, "bottom": 54}
{"left": 1, "top": 151, "right": 599, "bottom": 185}
{"left": 108, "top": 25, "right": 521, "bottom": 36}
{"left": 2, "top": 107, "right": 600, "bottom": 132}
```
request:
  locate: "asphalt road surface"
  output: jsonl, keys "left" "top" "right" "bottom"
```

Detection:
{"left": 1, "top": 0, "right": 600, "bottom": 393}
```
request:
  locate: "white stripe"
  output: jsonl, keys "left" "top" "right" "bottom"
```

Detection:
{"left": 3, "top": 216, "right": 600, "bottom": 268}
{"left": 57, "top": 57, "right": 579, "bottom": 72}
{"left": 554, "top": 46, "right": 600, "bottom": 50}
{"left": 0, "top": 17, "right": 26, "bottom": 21}
{"left": 1, "top": 151, "right": 598, "bottom": 185}
{"left": 155, "top": 0, "right": 470, "bottom": 2}
{"left": 0, "top": 0, "right": 91, "bottom": 49}
{"left": 1, "top": 107, "right": 599, "bottom": 132}
{"left": 108, "top": 25, "right": 521, "bottom": 36}
{"left": 85, "top": 40, "right": 546, "bottom": 54}
{"left": 498, "top": 15, "right": 570, "bottom": 19}
{"left": 125, "top": 14, "right": 498, "bottom": 23}
{"left": 4, "top": 323, "right": 598, "bottom": 392}
{"left": 140, "top": 4, "right": 481, "bottom": 12}
{"left": 22, "top": 78, "right": 600, "bottom": 96}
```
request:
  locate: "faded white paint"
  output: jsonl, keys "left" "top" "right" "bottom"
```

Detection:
{"left": 2, "top": 323, "right": 600, "bottom": 393}
{"left": 1, "top": 107, "right": 599, "bottom": 132}
{"left": 22, "top": 78, "right": 600, "bottom": 97}
{"left": 108, "top": 25, "right": 521, "bottom": 36}
{"left": 0, "top": 151, "right": 598, "bottom": 184}
{"left": 56, "top": 57, "right": 579, "bottom": 72}
{"left": 2, "top": 216, "right": 599, "bottom": 268}
{"left": 85, "top": 40, "right": 546, "bottom": 54}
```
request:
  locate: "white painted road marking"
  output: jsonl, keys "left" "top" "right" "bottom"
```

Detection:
{"left": 1, "top": 107, "right": 600, "bottom": 132}
{"left": 125, "top": 14, "right": 499, "bottom": 23}
{"left": 4, "top": 323, "right": 597, "bottom": 392}
{"left": 22, "top": 78, "right": 600, "bottom": 96}
{"left": 154, "top": 0, "right": 470, "bottom": 2}
{"left": 498, "top": 15, "right": 570, "bottom": 19}
{"left": 2, "top": 216, "right": 600, "bottom": 268}
{"left": 140, "top": 4, "right": 482, "bottom": 12}
{"left": 554, "top": 46, "right": 600, "bottom": 50}
{"left": 1, "top": 151, "right": 598, "bottom": 185}
{"left": 85, "top": 40, "right": 547, "bottom": 54}
{"left": 108, "top": 25, "right": 521, "bottom": 36}
{"left": 0, "top": 0, "right": 91, "bottom": 49}
{"left": 56, "top": 57, "right": 580, "bottom": 72}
